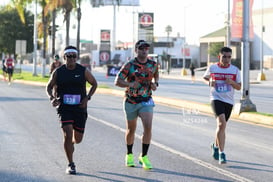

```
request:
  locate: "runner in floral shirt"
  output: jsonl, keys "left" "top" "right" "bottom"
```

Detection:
{"left": 115, "top": 40, "right": 159, "bottom": 170}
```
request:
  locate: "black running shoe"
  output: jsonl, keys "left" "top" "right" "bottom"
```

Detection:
{"left": 66, "top": 162, "right": 76, "bottom": 175}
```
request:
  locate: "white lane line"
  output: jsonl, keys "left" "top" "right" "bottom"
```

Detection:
{"left": 88, "top": 114, "right": 254, "bottom": 182}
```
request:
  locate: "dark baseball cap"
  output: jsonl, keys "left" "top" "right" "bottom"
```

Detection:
{"left": 54, "top": 54, "right": 60, "bottom": 60}
{"left": 135, "top": 40, "right": 150, "bottom": 49}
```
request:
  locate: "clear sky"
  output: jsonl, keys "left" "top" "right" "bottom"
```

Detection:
{"left": 70, "top": 0, "right": 273, "bottom": 45}
{"left": 2, "top": 0, "right": 273, "bottom": 45}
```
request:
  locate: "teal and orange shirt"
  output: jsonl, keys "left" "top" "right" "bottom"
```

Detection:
{"left": 117, "top": 58, "right": 158, "bottom": 104}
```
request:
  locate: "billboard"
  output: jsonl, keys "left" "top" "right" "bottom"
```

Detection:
{"left": 138, "top": 12, "right": 154, "bottom": 43}
{"left": 90, "top": 0, "right": 139, "bottom": 7}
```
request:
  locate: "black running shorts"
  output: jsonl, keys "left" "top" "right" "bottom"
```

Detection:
{"left": 58, "top": 109, "right": 87, "bottom": 133}
{"left": 211, "top": 100, "right": 233, "bottom": 122}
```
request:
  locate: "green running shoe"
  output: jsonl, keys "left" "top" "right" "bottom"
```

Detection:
{"left": 138, "top": 155, "right": 152, "bottom": 170}
{"left": 125, "top": 154, "right": 135, "bottom": 167}
{"left": 219, "top": 152, "right": 227, "bottom": 164}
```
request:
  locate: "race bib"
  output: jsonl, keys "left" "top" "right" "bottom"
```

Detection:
{"left": 142, "top": 98, "right": 155, "bottom": 106}
{"left": 215, "top": 83, "right": 231, "bottom": 93}
{"left": 63, "top": 94, "right": 81, "bottom": 105}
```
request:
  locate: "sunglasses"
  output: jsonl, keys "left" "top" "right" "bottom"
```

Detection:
{"left": 138, "top": 46, "right": 149, "bottom": 51}
{"left": 222, "top": 55, "right": 231, "bottom": 59}
{"left": 66, "top": 54, "right": 77, "bottom": 58}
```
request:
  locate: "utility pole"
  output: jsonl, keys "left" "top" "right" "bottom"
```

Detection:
{"left": 234, "top": 0, "right": 256, "bottom": 114}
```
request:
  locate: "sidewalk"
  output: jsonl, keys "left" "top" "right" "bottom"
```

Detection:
{"left": 159, "top": 68, "right": 273, "bottom": 86}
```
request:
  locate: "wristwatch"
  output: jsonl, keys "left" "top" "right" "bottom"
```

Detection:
{"left": 87, "top": 95, "right": 91, "bottom": 100}
{"left": 154, "top": 82, "right": 159, "bottom": 87}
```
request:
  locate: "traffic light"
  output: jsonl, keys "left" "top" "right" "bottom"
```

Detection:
{"left": 48, "top": 25, "right": 59, "bottom": 36}
{"left": 48, "top": 26, "right": 52, "bottom": 36}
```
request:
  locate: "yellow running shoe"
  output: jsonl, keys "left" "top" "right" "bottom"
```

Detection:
{"left": 125, "top": 154, "right": 135, "bottom": 167}
{"left": 138, "top": 155, "right": 152, "bottom": 170}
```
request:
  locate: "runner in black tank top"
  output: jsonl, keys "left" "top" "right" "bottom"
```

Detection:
{"left": 46, "top": 45, "right": 97, "bottom": 175}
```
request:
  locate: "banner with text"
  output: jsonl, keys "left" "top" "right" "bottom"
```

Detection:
{"left": 231, "top": 0, "right": 254, "bottom": 41}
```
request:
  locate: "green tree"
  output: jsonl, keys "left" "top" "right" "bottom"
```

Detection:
{"left": 208, "top": 42, "right": 224, "bottom": 57}
{"left": 0, "top": 7, "right": 34, "bottom": 55}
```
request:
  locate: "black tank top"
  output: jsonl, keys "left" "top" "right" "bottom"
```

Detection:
{"left": 56, "top": 64, "right": 86, "bottom": 109}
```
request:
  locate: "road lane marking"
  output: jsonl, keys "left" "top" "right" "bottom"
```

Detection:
{"left": 88, "top": 114, "right": 254, "bottom": 182}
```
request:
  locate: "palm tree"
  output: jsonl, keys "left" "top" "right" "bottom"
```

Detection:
{"left": 165, "top": 25, "right": 172, "bottom": 51}
{"left": 165, "top": 25, "right": 172, "bottom": 74}
{"left": 45, "top": 0, "right": 60, "bottom": 57}
{"left": 11, "top": 0, "right": 32, "bottom": 24}
{"left": 62, "top": 0, "right": 73, "bottom": 46}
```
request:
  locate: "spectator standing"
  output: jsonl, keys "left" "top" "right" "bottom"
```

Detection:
{"left": 2, "top": 56, "right": 7, "bottom": 81}
{"left": 189, "top": 63, "right": 195, "bottom": 83}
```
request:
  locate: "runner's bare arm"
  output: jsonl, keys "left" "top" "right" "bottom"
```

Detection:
{"left": 115, "top": 77, "right": 139, "bottom": 88}
{"left": 226, "top": 78, "right": 241, "bottom": 90}
{"left": 85, "top": 69, "right": 97, "bottom": 100}
{"left": 46, "top": 70, "right": 57, "bottom": 100}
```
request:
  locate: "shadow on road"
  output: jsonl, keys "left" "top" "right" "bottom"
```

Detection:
{"left": 0, "top": 96, "right": 46, "bottom": 102}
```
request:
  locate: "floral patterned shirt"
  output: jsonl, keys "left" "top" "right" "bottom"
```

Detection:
{"left": 117, "top": 58, "right": 158, "bottom": 104}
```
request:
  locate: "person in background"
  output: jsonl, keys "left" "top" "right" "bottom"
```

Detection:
{"left": 46, "top": 45, "right": 97, "bottom": 175}
{"left": 203, "top": 47, "right": 241, "bottom": 164}
{"left": 2, "top": 55, "right": 7, "bottom": 81}
{"left": 50, "top": 54, "right": 62, "bottom": 74}
{"left": 189, "top": 62, "right": 195, "bottom": 83}
{"left": 115, "top": 40, "right": 159, "bottom": 170}
{"left": 5, "top": 54, "right": 14, "bottom": 85}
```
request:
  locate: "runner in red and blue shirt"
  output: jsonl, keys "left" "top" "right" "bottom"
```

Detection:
{"left": 203, "top": 47, "right": 241, "bottom": 164}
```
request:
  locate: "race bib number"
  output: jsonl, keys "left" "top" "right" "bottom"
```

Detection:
{"left": 215, "top": 83, "right": 231, "bottom": 93}
{"left": 63, "top": 94, "right": 81, "bottom": 105}
{"left": 142, "top": 98, "right": 155, "bottom": 106}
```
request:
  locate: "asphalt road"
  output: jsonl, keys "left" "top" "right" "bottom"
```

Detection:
{"left": 1, "top": 81, "right": 273, "bottom": 182}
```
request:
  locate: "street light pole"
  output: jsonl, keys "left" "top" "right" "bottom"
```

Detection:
{"left": 33, "top": 0, "right": 37, "bottom": 76}
{"left": 226, "top": 0, "right": 231, "bottom": 47}
{"left": 234, "top": 0, "right": 256, "bottom": 114}
{"left": 181, "top": 6, "right": 187, "bottom": 76}
{"left": 112, "top": 3, "right": 117, "bottom": 51}
{"left": 257, "top": 0, "right": 266, "bottom": 81}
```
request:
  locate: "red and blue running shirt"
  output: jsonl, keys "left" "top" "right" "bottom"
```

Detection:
{"left": 6, "top": 58, "right": 14, "bottom": 69}
{"left": 203, "top": 63, "right": 241, "bottom": 105}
